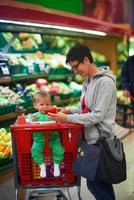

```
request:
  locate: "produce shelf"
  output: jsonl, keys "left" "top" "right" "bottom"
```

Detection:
{"left": 11, "top": 73, "right": 47, "bottom": 82}
{"left": 0, "top": 112, "right": 19, "bottom": 122}
{"left": 0, "top": 104, "right": 16, "bottom": 116}
{"left": 0, "top": 76, "right": 11, "bottom": 84}
{"left": 0, "top": 161, "right": 13, "bottom": 174}
{"left": 0, "top": 156, "right": 12, "bottom": 168}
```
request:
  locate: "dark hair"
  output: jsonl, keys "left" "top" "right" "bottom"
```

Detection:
{"left": 33, "top": 90, "right": 49, "bottom": 104}
{"left": 65, "top": 44, "right": 94, "bottom": 64}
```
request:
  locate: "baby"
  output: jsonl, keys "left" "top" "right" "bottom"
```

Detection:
{"left": 27, "top": 90, "right": 64, "bottom": 178}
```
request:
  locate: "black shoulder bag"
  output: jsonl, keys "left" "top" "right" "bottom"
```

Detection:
{"left": 96, "top": 125, "right": 127, "bottom": 184}
{"left": 72, "top": 126, "right": 127, "bottom": 184}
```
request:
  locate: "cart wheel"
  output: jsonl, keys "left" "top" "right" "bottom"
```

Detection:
{"left": 56, "top": 194, "right": 63, "bottom": 200}
{"left": 29, "top": 197, "right": 37, "bottom": 200}
{"left": 15, "top": 189, "right": 18, "bottom": 200}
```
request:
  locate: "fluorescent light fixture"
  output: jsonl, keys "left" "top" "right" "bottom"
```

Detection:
{"left": 0, "top": 19, "right": 107, "bottom": 36}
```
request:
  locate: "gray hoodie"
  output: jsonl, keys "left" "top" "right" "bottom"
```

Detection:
{"left": 67, "top": 67, "right": 117, "bottom": 144}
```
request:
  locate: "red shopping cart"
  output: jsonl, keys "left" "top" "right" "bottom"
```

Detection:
{"left": 10, "top": 117, "right": 84, "bottom": 200}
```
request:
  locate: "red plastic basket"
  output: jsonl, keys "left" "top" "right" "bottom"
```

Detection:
{"left": 10, "top": 121, "right": 83, "bottom": 188}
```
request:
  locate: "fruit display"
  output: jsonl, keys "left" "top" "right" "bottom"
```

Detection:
{"left": 117, "top": 42, "right": 128, "bottom": 63}
{"left": 74, "top": 74, "right": 85, "bottom": 84}
{"left": 7, "top": 52, "right": 66, "bottom": 66}
{"left": 0, "top": 86, "right": 21, "bottom": 105}
{"left": 36, "top": 78, "right": 48, "bottom": 89}
{"left": 2, "top": 32, "right": 22, "bottom": 50}
{"left": 3, "top": 52, "right": 69, "bottom": 77}
{"left": 115, "top": 41, "right": 128, "bottom": 89}
{"left": 1, "top": 32, "right": 110, "bottom": 80}
{"left": 92, "top": 51, "right": 108, "bottom": 64}
{"left": 0, "top": 31, "right": 110, "bottom": 116}
{"left": 0, "top": 85, "right": 26, "bottom": 115}
{"left": 1, "top": 32, "right": 43, "bottom": 51}
{"left": 129, "top": 37, "right": 134, "bottom": 56}
{"left": 17, "top": 80, "right": 82, "bottom": 99}
{"left": 69, "top": 81, "right": 83, "bottom": 91}
{"left": 117, "top": 90, "right": 130, "bottom": 105}
{"left": 0, "top": 128, "right": 12, "bottom": 158}
{"left": 42, "top": 35, "right": 84, "bottom": 54}
{"left": 0, "top": 96, "right": 9, "bottom": 106}
{"left": 50, "top": 82, "right": 72, "bottom": 95}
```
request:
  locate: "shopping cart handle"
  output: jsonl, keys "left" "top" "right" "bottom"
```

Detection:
{"left": 17, "top": 115, "right": 26, "bottom": 124}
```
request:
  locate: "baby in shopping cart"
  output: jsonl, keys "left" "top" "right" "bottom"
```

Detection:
{"left": 26, "top": 90, "right": 64, "bottom": 178}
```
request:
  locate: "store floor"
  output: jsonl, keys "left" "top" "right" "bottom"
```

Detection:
{"left": 0, "top": 128, "right": 134, "bottom": 200}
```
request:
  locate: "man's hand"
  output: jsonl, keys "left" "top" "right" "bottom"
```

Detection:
{"left": 46, "top": 112, "right": 67, "bottom": 122}
{"left": 57, "top": 107, "right": 71, "bottom": 114}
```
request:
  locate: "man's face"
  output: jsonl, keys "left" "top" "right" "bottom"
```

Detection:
{"left": 68, "top": 57, "right": 91, "bottom": 77}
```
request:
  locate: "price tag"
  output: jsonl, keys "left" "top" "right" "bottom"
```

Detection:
{"left": 1, "top": 65, "right": 10, "bottom": 75}
{"left": 28, "top": 65, "right": 34, "bottom": 74}
{"left": 44, "top": 64, "right": 50, "bottom": 74}
{"left": 39, "top": 62, "right": 45, "bottom": 72}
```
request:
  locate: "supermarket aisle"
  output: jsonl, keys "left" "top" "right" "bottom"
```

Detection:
{"left": 1, "top": 130, "right": 134, "bottom": 200}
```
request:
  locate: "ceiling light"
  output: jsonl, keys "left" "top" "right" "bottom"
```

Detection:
{"left": 0, "top": 19, "right": 107, "bottom": 36}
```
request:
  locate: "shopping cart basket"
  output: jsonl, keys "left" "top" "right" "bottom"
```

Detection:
{"left": 10, "top": 117, "right": 84, "bottom": 200}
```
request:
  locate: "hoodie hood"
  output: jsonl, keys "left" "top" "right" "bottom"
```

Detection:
{"left": 94, "top": 66, "right": 116, "bottom": 83}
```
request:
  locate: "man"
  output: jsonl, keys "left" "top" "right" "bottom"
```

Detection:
{"left": 121, "top": 55, "right": 134, "bottom": 109}
{"left": 47, "top": 44, "right": 116, "bottom": 200}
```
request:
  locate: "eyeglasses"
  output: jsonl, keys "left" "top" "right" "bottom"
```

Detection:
{"left": 70, "top": 62, "right": 80, "bottom": 72}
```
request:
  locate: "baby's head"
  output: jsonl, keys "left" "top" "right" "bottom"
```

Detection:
{"left": 33, "top": 90, "right": 51, "bottom": 113}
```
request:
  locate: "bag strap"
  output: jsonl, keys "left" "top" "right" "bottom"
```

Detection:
{"left": 95, "top": 124, "right": 113, "bottom": 139}
{"left": 95, "top": 124, "right": 103, "bottom": 138}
